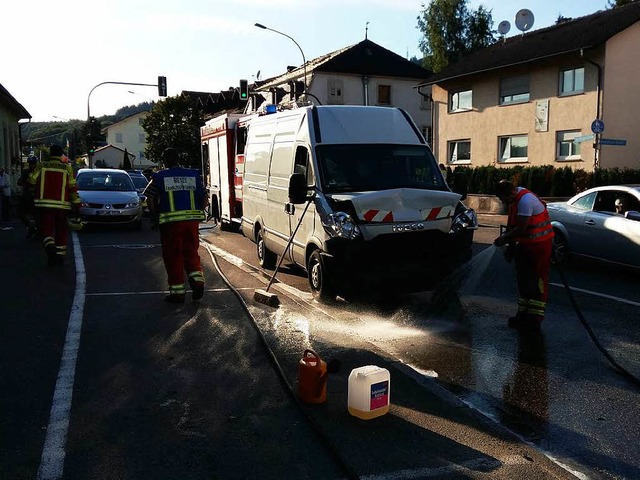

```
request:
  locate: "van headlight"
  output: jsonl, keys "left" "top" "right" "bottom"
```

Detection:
{"left": 450, "top": 208, "right": 478, "bottom": 234}
{"left": 323, "top": 211, "right": 361, "bottom": 239}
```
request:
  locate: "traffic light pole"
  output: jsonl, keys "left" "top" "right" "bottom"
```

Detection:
{"left": 86, "top": 78, "right": 166, "bottom": 167}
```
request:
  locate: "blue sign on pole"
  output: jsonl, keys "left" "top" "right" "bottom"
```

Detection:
{"left": 591, "top": 119, "right": 605, "bottom": 134}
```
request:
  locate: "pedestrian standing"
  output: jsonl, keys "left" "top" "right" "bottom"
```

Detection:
{"left": 493, "top": 179, "right": 555, "bottom": 333}
{"left": 0, "top": 167, "right": 11, "bottom": 222}
{"left": 144, "top": 148, "right": 208, "bottom": 303}
{"left": 28, "top": 144, "right": 81, "bottom": 266}
{"left": 18, "top": 156, "right": 39, "bottom": 238}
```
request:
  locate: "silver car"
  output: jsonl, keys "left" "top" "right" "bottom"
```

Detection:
{"left": 547, "top": 185, "right": 640, "bottom": 270}
{"left": 76, "top": 168, "right": 144, "bottom": 229}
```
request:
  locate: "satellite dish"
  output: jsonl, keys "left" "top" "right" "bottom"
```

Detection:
{"left": 498, "top": 20, "right": 511, "bottom": 35}
{"left": 515, "top": 9, "right": 535, "bottom": 32}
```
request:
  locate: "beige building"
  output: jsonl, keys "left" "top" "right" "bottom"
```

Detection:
{"left": 251, "top": 39, "right": 434, "bottom": 143}
{"left": 419, "top": 3, "right": 640, "bottom": 172}
{"left": 0, "top": 84, "right": 30, "bottom": 180}
{"left": 104, "top": 111, "right": 153, "bottom": 169}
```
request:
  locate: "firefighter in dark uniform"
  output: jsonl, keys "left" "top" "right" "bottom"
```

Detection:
{"left": 494, "top": 180, "right": 555, "bottom": 333}
{"left": 28, "top": 145, "right": 81, "bottom": 266}
{"left": 144, "top": 148, "right": 208, "bottom": 303}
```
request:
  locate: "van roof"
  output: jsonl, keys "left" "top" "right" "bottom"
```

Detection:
{"left": 314, "top": 106, "right": 424, "bottom": 145}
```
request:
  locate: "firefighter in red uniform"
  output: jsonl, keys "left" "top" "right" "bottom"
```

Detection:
{"left": 144, "top": 148, "right": 208, "bottom": 304}
{"left": 28, "top": 144, "right": 81, "bottom": 266}
{"left": 494, "top": 180, "right": 555, "bottom": 333}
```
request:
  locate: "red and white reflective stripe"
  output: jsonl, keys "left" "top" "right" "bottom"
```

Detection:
{"left": 423, "top": 206, "right": 455, "bottom": 221}
{"left": 362, "top": 209, "right": 394, "bottom": 222}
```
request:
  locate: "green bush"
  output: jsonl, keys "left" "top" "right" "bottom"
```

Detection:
{"left": 457, "top": 166, "right": 640, "bottom": 197}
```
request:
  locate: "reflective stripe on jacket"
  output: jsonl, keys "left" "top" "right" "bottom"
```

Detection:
{"left": 28, "top": 157, "right": 80, "bottom": 210}
{"left": 507, "top": 188, "right": 555, "bottom": 243}
{"left": 153, "top": 167, "right": 205, "bottom": 225}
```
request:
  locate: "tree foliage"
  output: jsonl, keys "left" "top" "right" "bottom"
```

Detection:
{"left": 142, "top": 94, "right": 204, "bottom": 169}
{"left": 608, "top": 0, "right": 637, "bottom": 7}
{"left": 417, "top": 0, "right": 496, "bottom": 73}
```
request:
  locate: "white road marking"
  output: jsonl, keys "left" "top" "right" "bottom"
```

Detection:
{"left": 360, "top": 457, "right": 507, "bottom": 479}
{"left": 37, "top": 232, "right": 85, "bottom": 480}
{"left": 550, "top": 282, "right": 640, "bottom": 307}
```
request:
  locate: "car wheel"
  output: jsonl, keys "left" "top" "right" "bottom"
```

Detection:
{"left": 256, "top": 228, "right": 277, "bottom": 269}
{"left": 307, "top": 249, "right": 337, "bottom": 303}
{"left": 552, "top": 229, "right": 569, "bottom": 265}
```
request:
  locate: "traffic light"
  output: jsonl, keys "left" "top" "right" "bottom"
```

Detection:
{"left": 158, "top": 75, "right": 167, "bottom": 97}
{"left": 89, "top": 117, "right": 100, "bottom": 137}
{"left": 239, "top": 79, "right": 248, "bottom": 101}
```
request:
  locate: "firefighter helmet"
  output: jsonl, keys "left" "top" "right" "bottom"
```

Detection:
{"left": 68, "top": 216, "right": 86, "bottom": 231}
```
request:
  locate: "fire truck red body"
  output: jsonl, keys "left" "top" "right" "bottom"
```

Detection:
{"left": 200, "top": 113, "right": 252, "bottom": 230}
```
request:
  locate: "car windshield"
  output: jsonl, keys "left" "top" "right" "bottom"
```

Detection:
{"left": 316, "top": 144, "right": 446, "bottom": 193}
{"left": 77, "top": 172, "right": 136, "bottom": 192}
{"left": 130, "top": 176, "right": 148, "bottom": 190}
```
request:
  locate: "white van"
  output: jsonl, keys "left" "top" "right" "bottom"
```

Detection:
{"left": 241, "top": 105, "right": 477, "bottom": 301}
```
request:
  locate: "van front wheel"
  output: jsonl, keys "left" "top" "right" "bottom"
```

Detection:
{"left": 308, "top": 250, "right": 337, "bottom": 303}
{"left": 257, "top": 228, "right": 277, "bottom": 269}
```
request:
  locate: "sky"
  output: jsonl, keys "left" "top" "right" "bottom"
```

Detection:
{"left": 2, "top": 0, "right": 610, "bottom": 122}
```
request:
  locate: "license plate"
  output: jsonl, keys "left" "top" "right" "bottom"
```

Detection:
{"left": 96, "top": 210, "right": 121, "bottom": 216}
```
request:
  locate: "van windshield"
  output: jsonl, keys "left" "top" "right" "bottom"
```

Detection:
{"left": 316, "top": 144, "right": 446, "bottom": 193}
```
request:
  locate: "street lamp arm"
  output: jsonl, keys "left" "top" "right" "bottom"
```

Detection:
{"left": 87, "top": 80, "right": 159, "bottom": 119}
{"left": 254, "top": 23, "right": 307, "bottom": 92}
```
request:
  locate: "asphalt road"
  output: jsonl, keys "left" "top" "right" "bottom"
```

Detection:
{"left": 203, "top": 216, "right": 640, "bottom": 480}
{"left": 1, "top": 216, "right": 638, "bottom": 479}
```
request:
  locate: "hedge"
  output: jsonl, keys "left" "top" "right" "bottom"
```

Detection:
{"left": 446, "top": 166, "right": 640, "bottom": 197}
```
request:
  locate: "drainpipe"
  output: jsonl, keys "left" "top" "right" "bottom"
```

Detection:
{"left": 417, "top": 84, "right": 434, "bottom": 148}
{"left": 362, "top": 76, "right": 369, "bottom": 106}
{"left": 580, "top": 48, "right": 602, "bottom": 180}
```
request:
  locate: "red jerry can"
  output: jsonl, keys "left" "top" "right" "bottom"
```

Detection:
{"left": 297, "top": 349, "right": 328, "bottom": 404}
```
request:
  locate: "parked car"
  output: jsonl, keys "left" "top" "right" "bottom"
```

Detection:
{"left": 547, "top": 185, "right": 640, "bottom": 270}
{"left": 126, "top": 170, "right": 149, "bottom": 194}
{"left": 76, "top": 168, "right": 144, "bottom": 229}
{"left": 126, "top": 170, "right": 149, "bottom": 211}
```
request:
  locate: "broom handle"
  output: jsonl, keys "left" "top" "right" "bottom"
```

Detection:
{"left": 265, "top": 197, "right": 314, "bottom": 292}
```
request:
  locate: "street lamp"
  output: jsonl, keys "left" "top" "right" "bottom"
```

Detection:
{"left": 254, "top": 23, "right": 307, "bottom": 94}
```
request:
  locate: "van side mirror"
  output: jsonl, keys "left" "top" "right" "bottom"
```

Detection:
{"left": 288, "top": 172, "right": 309, "bottom": 204}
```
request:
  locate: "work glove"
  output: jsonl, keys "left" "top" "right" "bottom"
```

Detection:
{"left": 493, "top": 235, "right": 507, "bottom": 247}
{"left": 503, "top": 244, "right": 516, "bottom": 263}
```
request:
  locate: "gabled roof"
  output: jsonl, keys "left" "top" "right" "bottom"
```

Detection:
{"left": 94, "top": 144, "right": 135, "bottom": 157}
{"left": 104, "top": 110, "right": 149, "bottom": 130}
{"left": 257, "top": 39, "right": 432, "bottom": 90}
{"left": 0, "top": 83, "right": 31, "bottom": 120}
{"left": 422, "top": 2, "right": 640, "bottom": 86}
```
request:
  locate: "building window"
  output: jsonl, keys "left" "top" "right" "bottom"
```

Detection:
{"left": 421, "top": 126, "right": 432, "bottom": 145}
{"left": 449, "top": 89, "right": 472, "bottom": 112}
{"left": 138, "top": 133, "right": 146, "bottom": 143}
{"left": 115, "top": 133, "right": 123, "bottom": 143}
{"left": 327, "top": 79, "right": 343, "bottom": 104}
{"left": 499, "top": 135, "right": 528, "bottom": 163}
{"left": 448, "top": 140, "right": 471, "bottom": 164}
{"left": 420, "top": 93, "right": 432, "bottom": 110}
{"left": 139, "top": 151, "right": 145, "bottom": 159}
{"left": 559, "top": 67, "right": 585, "bottom": 96}
{"left": 556, "top": 130, "right": 581, "bottom": 161}
{"left": 377, "top": 85, "right": 391, "bottom": 105}
{"left": 500, "top": 75, "right": 530, "bottom": 105}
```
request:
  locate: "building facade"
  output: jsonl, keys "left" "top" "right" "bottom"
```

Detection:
{"left": 419, "top": 3, "right": 640, "bottom": 171}
{"left": 0, "top": 84, "right": 31, "bottom": 184}
{"left": 252, "top": 39, "right": 434, "bottom": 143}
{"left": 104, "top": 111, "right": 153, "bottom": 169}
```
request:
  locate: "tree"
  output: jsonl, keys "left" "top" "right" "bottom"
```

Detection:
{"left": 608, "top": 0, "right": 637, "bottom": 7}
{"left": 142, "top": 94, "right": 204, "bottom": 169}
{"left": 122, "top": 148, "right": 132, "bottom": 170}
{"left": 417, "top": 0, "right": 496, "bottom": 73}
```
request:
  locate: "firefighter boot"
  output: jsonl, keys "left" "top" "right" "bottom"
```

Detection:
{"left": 188, "top": 272, "right": 205, "bottom": 301}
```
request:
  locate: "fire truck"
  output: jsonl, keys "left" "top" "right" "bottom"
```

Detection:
{"left": 200, "top": 113, "right": 253, "bottom": 231}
